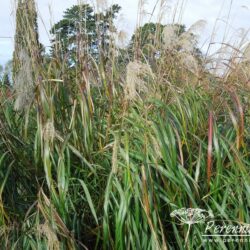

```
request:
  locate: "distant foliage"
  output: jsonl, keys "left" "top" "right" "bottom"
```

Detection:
{"left": 50, "top": 4, "right": 121, "bottom": 63}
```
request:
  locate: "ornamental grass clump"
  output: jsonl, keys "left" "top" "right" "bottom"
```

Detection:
{"left": 0, "top": 0, "right": 249, "bottom": 249}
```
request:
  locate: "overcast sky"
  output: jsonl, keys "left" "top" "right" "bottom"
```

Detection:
{"left": 0, "top": 0, "right": 249, "bottom": 65}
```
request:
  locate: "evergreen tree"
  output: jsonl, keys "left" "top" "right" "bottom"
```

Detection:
{"left": 50, "top": 4, "right": 121, "bottom": 63}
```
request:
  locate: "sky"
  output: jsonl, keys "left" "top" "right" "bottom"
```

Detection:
{"left": 0, "top": 0, "right": 249, "bottom": 66}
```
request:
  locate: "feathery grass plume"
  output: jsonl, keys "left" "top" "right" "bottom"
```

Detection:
{"left": 178, "top": 20, "right": 206, "bottom": 52}
{"left": 43, "top": 120, "right": 55, "bottom": 142}
{"left": 206, "top": 44, "right": 232, "bottom": 76}
{"left": 187, "top": 20, "right": 207, "bottom": 35}
{"left": 125, "top": 61, "right": 152, "bottom": 100}
{"left": 13, "top": 0, "right": 41, "bottom": 81}
{"left": 225, "top": 42, "right": 250, "bottom": 89}
{"left": 96, "top": 0, "right": 108, "bottom": 12}
{"left": 162, "top": 25, "right": 178, "bottom": 50}
{"left": 178, "top": 32, "right": 195, "bottom": 53}
{"left": 37, "top": 222, "right": 60, "bottom": 250}
{"left": 180, "top": 53, "right": 199, "bottom": 75}
{"left": 14, "top": 49, "right": 34, "bottom": 111}
{"left": 117, "top": 30, "right": 128, "bottom": 47}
